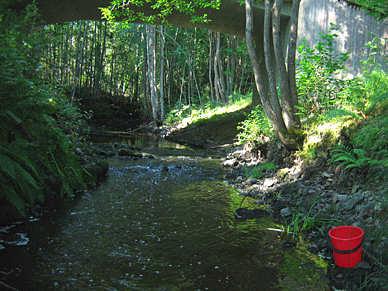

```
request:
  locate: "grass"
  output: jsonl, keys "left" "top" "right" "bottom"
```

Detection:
{"left": 164, "top": 93, "right": 251, "bottom": 128}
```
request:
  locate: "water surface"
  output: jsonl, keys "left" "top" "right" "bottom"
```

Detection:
{"left": 1, "top": 135, "right": 284, "bottom": 290}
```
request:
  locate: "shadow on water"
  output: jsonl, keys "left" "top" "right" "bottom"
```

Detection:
{"left": 1, "top": 134, "right": 285, "bottom": 290}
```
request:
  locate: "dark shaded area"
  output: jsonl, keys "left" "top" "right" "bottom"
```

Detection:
{"left": 76, "top": 90, "right": 145, "bottom": 130}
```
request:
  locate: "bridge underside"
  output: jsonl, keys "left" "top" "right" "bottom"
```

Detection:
{"left": 12, "top": 0, "right": 292, "bottom": 38}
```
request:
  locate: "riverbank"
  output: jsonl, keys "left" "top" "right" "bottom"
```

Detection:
{"left": 222, "top": 144, "right": 387, "bottom": 290}
{"left": 0, "top": 133, "right": 328, "bottom": 290}
{"left": 163, "top": 108, "right": 388, "bottom": 290}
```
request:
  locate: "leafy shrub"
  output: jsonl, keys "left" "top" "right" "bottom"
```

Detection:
{"left": 296, "top": 28, "right": 388, "bottom": 170}
{"left": 237, "top": 106, "right": 273, "bottom": 145}
{"left": 296, "top": 25, "right": 350, "bottom": 121}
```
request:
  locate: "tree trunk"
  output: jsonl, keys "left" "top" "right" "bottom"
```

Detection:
{"left": 208, "top": 32, "right": 215, "bottom": 102}
{"left": 245, "top": 0, "right": 297, "bottom": 148}
{"left": 263, "top": 0, "right": 278, "bottom": 111}
{"left": 146, "top": 25, "right": 159, "bottom": 123}
{"left": 272, "top": 0, "right": 300, "bottom": 131}
{"left": 159, "top": 25, "right": 165, "bottom": 121}
{"left": 287, "top": 0, "right": 301, "bottom": 109}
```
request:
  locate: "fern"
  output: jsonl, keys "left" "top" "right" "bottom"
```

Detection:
{"left": 331, "top": 147, "right": 386, "bottom": 171}
{"left": 0, "top": 145, "right": 42, "bottom": 213}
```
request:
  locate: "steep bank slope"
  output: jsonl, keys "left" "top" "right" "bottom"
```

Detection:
{"left": 165, "top": 106, "right": 251, "bottom": 148}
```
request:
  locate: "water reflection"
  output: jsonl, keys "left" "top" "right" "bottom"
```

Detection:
{"left": 1, "top": 135, "right": 283, "bottom": 290}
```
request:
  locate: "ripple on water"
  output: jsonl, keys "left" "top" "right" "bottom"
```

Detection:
{"left": 6, "top": 153, "right": 285, "bottom": 290}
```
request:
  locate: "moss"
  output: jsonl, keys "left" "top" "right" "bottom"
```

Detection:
{"left": 297, "top": 116, "right": 356, "bottom": 164}
{"left": 278, "top": 242, "right": 329, "bottom": 291}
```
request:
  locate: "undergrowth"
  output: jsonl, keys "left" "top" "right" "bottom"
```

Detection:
{"left": 296, "top": 31, "right": 387, "bottom": 175}
{"left": 0, "top": 4, "right": 87, "bottom": 216}
{"left": 236, "top": 105, "right": 273, "bottom": 145}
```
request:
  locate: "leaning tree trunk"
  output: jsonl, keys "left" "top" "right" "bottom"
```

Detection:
{"left": 245, "top": 0, "right": 299, "bottom": 149}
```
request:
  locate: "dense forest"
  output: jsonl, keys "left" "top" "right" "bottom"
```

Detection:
{"left": 0, "top": 0, "right": 387, "bottom": 290}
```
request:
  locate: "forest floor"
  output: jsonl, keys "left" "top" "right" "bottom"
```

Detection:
{"left": 164, "top": 109, "right": 388, "bottom": 290}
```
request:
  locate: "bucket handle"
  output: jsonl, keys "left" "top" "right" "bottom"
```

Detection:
{"left": 329, "top": 238, "right": 364, "bottom": 255}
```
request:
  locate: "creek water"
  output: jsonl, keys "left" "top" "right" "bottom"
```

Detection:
{"left": 0, "top": 134, "right": 285, "bottom": 290}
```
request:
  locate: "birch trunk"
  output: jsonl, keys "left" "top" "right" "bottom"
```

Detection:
{"left": 146, "top": 25, "right": 159, "bottom": 123}
{"left": 159, "top": 25, "right": 165, "bottom": 121}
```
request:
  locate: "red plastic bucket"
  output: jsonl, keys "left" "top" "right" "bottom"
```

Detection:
{"left": 328, "top": 226, "right": 364, "bottom": 268}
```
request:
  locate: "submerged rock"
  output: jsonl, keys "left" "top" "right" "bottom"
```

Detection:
{"left": 85, "top": 160, "right": 109, "bottom": 184}
{"left": 118, "top": 148, "right": 132, "bottom": 156}
{"left": 235, "top": 208, "right": 267, "bottom": 220}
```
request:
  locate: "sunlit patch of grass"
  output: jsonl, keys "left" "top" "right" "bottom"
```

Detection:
{"left": 165, "top": 93, "right": 251, "bottom": 128}
{"left": 297, "top": 112, "right": 358, "bottom": 164}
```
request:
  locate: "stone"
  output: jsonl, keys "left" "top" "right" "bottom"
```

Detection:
{"left": 343, "top": 193, "right": 364, "bottom": 211}
{"left": 280, "top": 207, "right": 292, "bottom": 217}
{"left": 308, "top": 243, "right": 319, "bottom": 253}
{"left": 118, "top": 148, "right": 131, "bottom": 156}
{"left": 356, "top": 262, "right": 371, "bottom": 270}
{"left": 75, "top": 147, "right": 83, "bottom": 155}
{"left": 322, "top": 171, "right": 333, "bottom": 178}
{"left": 335, "top": 273, "right": 344, "bottom": 279}
{"left": 232, "top": 150, "right": 243, "bottom": 159}
{"left": 334, "top": 194, "right": 348, "bottom": 203}
{"left": 235, "top": 208, "right": 267, "bottom": 220}
{"left": 223, "top": 159, "right": 237, "bottom": 167}
{"left": 239, "top": 190, "right": 251, "bottom": 197}
{"left": 236, "top": 176, "right": 243, "bottom": 183}
{"left": 263, "top": 177, "right": 276, "bottom": 188}
{"left": 246, "top": 178, "right": 257, "bottom": 186}
{"left": 276, "top": 168, "right": 289, "bottom": 179}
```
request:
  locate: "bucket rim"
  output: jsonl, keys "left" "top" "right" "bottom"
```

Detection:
{"left": 328, "top": 225, "right": 365, "bottom": 241}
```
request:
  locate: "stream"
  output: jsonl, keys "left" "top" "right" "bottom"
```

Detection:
{"left": 1, "top": 134, "right": 286, "bottom": 290}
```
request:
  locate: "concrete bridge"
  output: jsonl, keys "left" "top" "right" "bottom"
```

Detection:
{"left": 13, "top": 0, "right": 294, "bottom": 38}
